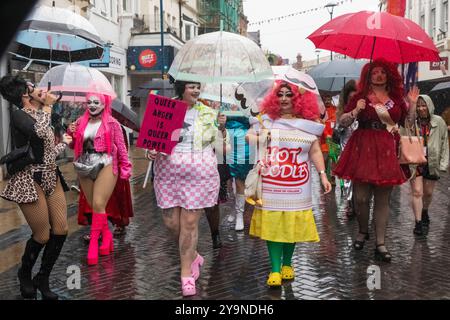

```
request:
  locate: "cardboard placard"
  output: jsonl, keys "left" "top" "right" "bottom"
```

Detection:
{"left": 136, "top": 94, "right": 187, "bottom": 154}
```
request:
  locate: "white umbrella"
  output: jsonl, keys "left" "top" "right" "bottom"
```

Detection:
{"left": 38, "top": 64, "right": 116, "bottom": 102}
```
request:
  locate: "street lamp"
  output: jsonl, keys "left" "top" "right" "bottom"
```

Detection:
{"left": 325, "top": 1, "right": 338, "bottom": 61}
{"left": 315, "top": 49, "right": 321, "bottom": 65}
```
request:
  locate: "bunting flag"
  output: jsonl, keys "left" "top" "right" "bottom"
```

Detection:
{"left": 386, "top": 0, "right": 406, "bottom": 17}
{"left": 248, "top": 0, "right": 353, "bottom": 27}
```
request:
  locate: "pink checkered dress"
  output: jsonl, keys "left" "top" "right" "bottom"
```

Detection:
{"left": 153, "top": 147, "right": 220, "bottom": 210}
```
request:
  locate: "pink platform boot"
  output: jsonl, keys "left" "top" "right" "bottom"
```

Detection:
{"left": 99, "top": 214, "right": 114, "bottom": 256}
{"left": 87, "top": 213, "right": 106, "bottom": 265}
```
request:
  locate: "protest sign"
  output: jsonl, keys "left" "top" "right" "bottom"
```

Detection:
{"left": 136, "top": 94, "right": 187, "bottom": 154}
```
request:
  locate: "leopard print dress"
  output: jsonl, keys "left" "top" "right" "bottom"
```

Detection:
{"left": 0, "top": 109, "right": 67, "bottom": 204}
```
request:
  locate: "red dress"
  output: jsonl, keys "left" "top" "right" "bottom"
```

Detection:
{"left": 333, "top": 94, "right": 408, "bottom": 186}
{"left": 77, "top": 176, "right": 134, "bottom": 227}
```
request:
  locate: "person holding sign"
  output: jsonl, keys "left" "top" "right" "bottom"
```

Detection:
{"left": 146, "top": 80, "right": 228, "bottom": 297}
{"left": 68, "top": 92, "right": 132, "bottom": 266}
{"left": 246, "top": 81, "right": 332, "bottom": 287}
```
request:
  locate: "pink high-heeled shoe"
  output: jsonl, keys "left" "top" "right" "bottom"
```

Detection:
{"left": 191, "top": 254, "right": 204, "bottom": 280}
{"left": 181, "top": 277, "right": 196, "bottom": 296}
{"left": 99, "top": 216, "right": 114, "bottom": 256}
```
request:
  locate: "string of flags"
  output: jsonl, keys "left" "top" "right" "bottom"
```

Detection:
{"left": 248, "top": 0, "right": 353, "bottom": 27}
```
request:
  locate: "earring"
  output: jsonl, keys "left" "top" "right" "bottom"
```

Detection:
{"left": 298, "top": 87, "right": 305, "bottom": 95}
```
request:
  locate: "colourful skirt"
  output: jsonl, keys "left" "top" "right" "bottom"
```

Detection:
{"left": 154, "top": 148, "right": 220, "bottom": 210}
{"left": 249, "top": 208, "right": 319, "bottom": 243}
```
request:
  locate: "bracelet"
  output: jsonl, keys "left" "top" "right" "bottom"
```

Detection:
{"left": 318, "top": 170, "right": 326, "bottom": 175}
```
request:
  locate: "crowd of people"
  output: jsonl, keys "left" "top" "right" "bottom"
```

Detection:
{"left": 0, "top": 57, "right": 449, "bottom": 299}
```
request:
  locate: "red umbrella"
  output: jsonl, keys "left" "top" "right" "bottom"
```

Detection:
{"left": 307, "top": 11, "right": 440, "bottom": 64}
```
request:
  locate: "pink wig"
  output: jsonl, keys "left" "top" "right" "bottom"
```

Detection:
{"left": 74, "top": 92, "right": 113, "bottom": 158}
{"left": 260, "top": 81, "right": 320, "bottom": 121}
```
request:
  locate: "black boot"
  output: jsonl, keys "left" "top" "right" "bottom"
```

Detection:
{"left": 413, "top": 220, "right": 424, "bottom": 236}
{"left": 422, "top": 209, "right": 430, "bottom": 227}
{"left": 211, "top": 232, "right": 222, "bottom": 249}
{"left": 33, "top": 234, "right": 67, "bottom": 300}
{"left": 18, "top": 237, "right": 45, "bottom": 299}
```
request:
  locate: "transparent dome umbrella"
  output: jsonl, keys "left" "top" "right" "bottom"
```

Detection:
{"left": 38, "top": 63, "right": 116, "bottom": 102}
{"left": 168, "top": 31, "right": 273, "bottom": 84}
{"left": 10, "top": 4, "right": 104, "bottom": 63}
{"left": 199, "top": 79, "right": 274, "bottom": 117}
{"left": 307, "top": 59, "right": 365, "bottom": 95}
{"left": 272, "top": 66, "right": 326, "bottom": 116}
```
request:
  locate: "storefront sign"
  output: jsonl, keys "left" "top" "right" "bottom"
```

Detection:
{"left": 430, "top": 57, "right": 448, "bottom": 71}
{"left": 127, "top": 46, "right": 175, "bottom": 71}
{"left": 138, "top": 49, "right": 157, "bottom": 68}
{"left": 136, "top": 94, "right": 187, "bottom": 154}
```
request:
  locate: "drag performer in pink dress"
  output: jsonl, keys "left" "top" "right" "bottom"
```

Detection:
{"left": 68, "top": 92, "right": 132, "bottom": 266}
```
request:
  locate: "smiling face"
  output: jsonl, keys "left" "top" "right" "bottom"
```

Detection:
{"left": 182, "top": 83, "right": 201, "bottom": 106}
{"left": 86, "top": 94, "right": 105, "bottom": 116}
{"left": 370, "top": 66, "right": 388, "bottom": 86}
{"left": 417, "top": 97, "right": 430, "bottom": 119}
{"left": 277, "top": 86, "right": 294, "bottom": 115}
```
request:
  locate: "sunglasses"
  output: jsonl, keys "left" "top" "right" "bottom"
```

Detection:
{"left": 277, "top": 92, "right": 293, "bottom": 98}
{"left": 87, "top": 100, "right": 101, "bottom": 105}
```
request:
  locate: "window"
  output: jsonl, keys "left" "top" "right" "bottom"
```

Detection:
{"left": 420, "top": 14, "right": 425, "bottom": 29}
{"left": 431, "top": 8, "right": 436, "bottom": 39}
{"left": 122, "top": 0, "right": 130, "bottom": 12}
{"left": 185, "top": 24, "right": 192, "bottom": 41}
{"left": 443, "top": 1, "right": 449, "bottom": 33}
{"left": 154, "top": 6, "right": 160, "bottom": 31}
{"left": 167, "top": 13, "right": 171, "bottom": 31}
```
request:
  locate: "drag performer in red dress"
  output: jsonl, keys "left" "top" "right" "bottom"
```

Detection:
{"left": 334, "top": 58, "right": 419, "bottom": 262}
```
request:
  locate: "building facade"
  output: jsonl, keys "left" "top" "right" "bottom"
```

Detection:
{"left": 198, "top": 0, "right": 245, "bottom": 34}
{"left": 406, "top": 0, "right": 450, "bottom": 82}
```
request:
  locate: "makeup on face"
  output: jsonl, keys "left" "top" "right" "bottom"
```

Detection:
{"left": 278, "top": 87, "right": 294, "bottom": 113}
{"left": 276, "top": 92, "right": 294, "bottom": 98}
{"left": 371, "top": 67, "right": 387, "bottom": 85}
{"left": 87, "top": 95, "right": 105, "bottom": 116}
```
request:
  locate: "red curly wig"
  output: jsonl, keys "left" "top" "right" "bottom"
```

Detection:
{"left": 260, "top": 81, "right": 320, "bottom": 121}
{"left": 357, "top": 58, "right": 404, "bottom": 101}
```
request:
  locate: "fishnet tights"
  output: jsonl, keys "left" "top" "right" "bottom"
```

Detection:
{"left": 19, "top": 179, "right": 68, "bottom": 244}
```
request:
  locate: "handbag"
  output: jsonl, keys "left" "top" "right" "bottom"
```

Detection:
{"left": 0, "top": 107, "right": 36, "bottom": 175}
{"left": 398, "top": 120, "right": 427, "bottom": 165}
{"left": 244, "top": 117, "right": 269, "bottom": 205}
{"left": 373, "top": 102, "right": 426, "bottom": 165}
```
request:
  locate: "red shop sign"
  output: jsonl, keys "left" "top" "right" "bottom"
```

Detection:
{"left": 139, "top": 49, "right": 157, "bottom": 68}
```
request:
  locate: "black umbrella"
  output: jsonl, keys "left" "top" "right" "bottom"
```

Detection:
{"left": 111, "top": 99, "right": 140, "bottom": 132}
{"left": 9, "top": 4, "right": 104, "bottom": 63}
{"left": 129, "top": 79, "right": 174, "bottom": 98}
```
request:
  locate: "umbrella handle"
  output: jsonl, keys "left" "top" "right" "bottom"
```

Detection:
{"left": 55, "top": 91, "right": 63, "bottom": 103}
{"left": 143, "top": 160, "right": 153, "bottom": 189}
{"left": 48, "top": 81, "right": 51, "bottom": 91}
